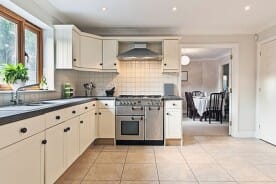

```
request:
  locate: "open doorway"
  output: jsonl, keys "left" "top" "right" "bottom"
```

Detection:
{"left": 180, "top": 47, "right": 232, "bottom": 139}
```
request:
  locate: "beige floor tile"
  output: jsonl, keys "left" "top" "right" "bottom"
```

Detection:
{"left": 155, "top": 150, "right": 186, "bottom": 163}
{"left": 157, "top": 163, "right": 196, "bottom": 181}
{"left": 160, "top": 182, "right": 198, "bottom": 184}
{"left": 78, "top": 150, "right": 100, "bottom": 164}
{"left": 180, "top": 144, "right": 206, "bottom": 154}
{"left": 84, "top": 164, "right": 124, "bottom": 181}
{"left": 122, "top": 164, "right": 158, "bottom": 181}
{"left": 198, "top": 182, "right": 237, "bottom": 184}
{"left": 55, "top": 180, "right": 81, "bottom": 184}
{"left": 102, "top": 145, "right": 129, "bottom": 152}
{"left": 189, "top": 164, "right": 234, "bottom": 182}
{"left": 58, "top": 161, "right": 91, "bottom": 182}
{"left": 182, "top": 152, "right": 216, "bottom": 164}
{"left": 120, "top": 181, "right": 159, "bottom": 184}
{"left": 255, "top": 164, "right": 276, "bottom": 180}
{"left": 81, "top": 181, "right": 120, "bottom": 184}
{"left": 128, "top": 146, "right": 154, "bottom": 153}
{"left": 90, "top": 145, "right": 104, "bottom": 152}
{"left": 96, "top": 152, "right": 127, "bottom": 164}
{"left": 221, "top": 163, "right": 272, "bottom": 182}
{"left": 238, "top": 182, "right": 276, "bottom": 184}
{"left": 126, "top": 152, "right": 155, "bottom": 164}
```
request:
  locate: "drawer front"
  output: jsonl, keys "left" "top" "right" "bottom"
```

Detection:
{"left": 45, "top": 108, "right": 70, "bottom": 128}
{"left": 98, "top": 100, "right": 115, "bottom": 109}
{"left": 165, "top": 100, "right": 182, "bottom": 109}
{"left": 66, "top": 105, "right": 82, "bottom": 118}
{"left": 0, "top": 115, "right": 46, "bottom": 149}
{"left": 79, "top": 102, "right": 95, "bottom": 114}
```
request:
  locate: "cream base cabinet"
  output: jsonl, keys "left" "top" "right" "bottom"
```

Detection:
{"left": 0, "top": 132, "right": 45, "bottom": 184}
{"left": 162, "top": 40, "right": 180, "bottom": 72}
{"left": 79, "top": 111, "right": 92, "bottom": 154}
{"left": 165, "top": 109, "right": 182, "bottom": 139}
{"left": 63, "top": 116, "right": 80, "bottom": 169}
{"left": 98, "top": 108, "right": 115, "bottom": 138}
{"left": 91, "top": 109, "right": 98, "bottom": 142}
{"left": 45, "top": 123, "right": 65, "bottom": 184}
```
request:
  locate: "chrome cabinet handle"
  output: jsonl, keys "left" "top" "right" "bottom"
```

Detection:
{"left": 131, "top": 117, "right": 143, "bottom": 120}
{"left": 132, "top": 106, "right": 143, "bottom": 110}
{"left": 149, "top": 107, "right": 160, "bottom": 111}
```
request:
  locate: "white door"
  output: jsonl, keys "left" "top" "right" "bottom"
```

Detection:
{"left": 165, "top": 109, "right": 182, "bottom": 139}
{"left": 45, "top": 123, "right": 64, "bottom": 184}
{"left": 98, "top": 109, "right": 115, "bottom": 138}
{"left": 80, "top": 35, "right": 102, "bottom": 69}
{"left": 64, "top": 117, "right": 80, "bottom": 168}
{"left": 0, "top": 132, "right": 45, "bottom": 184}
{"left": 103, "top": 40, "right": 118, "bottom": 70}
{"left": 259, "top": 40, "right": 276, "bottom": 145}
{"left": 79, "top": 111, "right": 92, "bottom": 154}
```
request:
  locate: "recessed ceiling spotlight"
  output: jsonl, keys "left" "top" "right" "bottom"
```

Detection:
{"left": 102, "top": 7, "right": 107, "bottom": 11}
{"left": 172, "top": 6, "right": 177, "bottom": 12}
{"left": 244, "top": 5, "right": 251, "bottom": 11}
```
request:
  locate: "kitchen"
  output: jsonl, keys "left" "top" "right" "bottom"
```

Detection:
{"left": 0, "top": 0, "right": 276, "bottom": 184}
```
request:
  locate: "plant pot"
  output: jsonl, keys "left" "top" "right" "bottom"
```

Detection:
{"left": 10, "top": 80, "right": 26, "bottom": 91}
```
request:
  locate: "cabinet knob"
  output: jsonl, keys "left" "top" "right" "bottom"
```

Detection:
{"left": 64, "top": 128, "right": 68, "bottom": 132}
{"left": 67, "top": 127, "right": 71, "bottom": 131}
{"left": 85, "top": 106, "right": 88, "bottom": 110}
{"left": 99, "top": 112, "right": 101, "bottom": 115}
{"left": 114, "top": 63, "right": 117, "bottom": 66}
{"left": 73, "top": 58, "right": 77, "bottom": 62}
{"left": 99, "top": 63, "right": 103, "bottom": 66}
{"left": 95, "top": 112, "right": 97, "bottom": 115}
{"left": 56, "top": 115, "right": 61, "bottom": 120}
{"left": 173, "top": 103, "right": 176, "bottom": 106}
{"left": 166, "top": 113, "right": 170, "bottom": 115}
{"left": 72, "top": 110, "right": 76, "bottom": 114}
{"left": 80, "top": 120, "right": 84, "bottom": 124}
{"left": 20, "top": 127, "right": 28, "bottom": 133}
{"left": 42, "top": 140, "right": 47, "bottom": 144}
{"left": 93, "top": 104, "right": 96, "bottom": 106}
{"left": 164, "top": 63, "right": 167, "bottom": 66}
{"left": 105, "top": 103, "right": 108, "bottom": 106}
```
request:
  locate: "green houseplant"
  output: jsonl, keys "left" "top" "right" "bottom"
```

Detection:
{"left": 1, "top": 63, "right": 29, "bottom": 90}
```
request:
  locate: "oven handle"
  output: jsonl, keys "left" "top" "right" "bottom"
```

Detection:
{"left": 149, "top": 106, "right": 160, "bottom": 111}
{"left": 132, "top": 106, "right": 143, "bottom": 111}
{"left": 131, "top": 116, "right": 143, "bottom": 120}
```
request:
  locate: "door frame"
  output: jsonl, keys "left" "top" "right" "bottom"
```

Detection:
{"left": 180, "top": 43, "right": 239, "bottom": 137}
{"left": 256, "top": 37, "right": 276, "bottom": 139}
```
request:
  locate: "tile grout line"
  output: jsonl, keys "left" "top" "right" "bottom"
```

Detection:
{"left": 153, "top": 147, "right": 161, "bottom": 184}
{"left": 119, "top": 145, "right": 129, "bottom": 183}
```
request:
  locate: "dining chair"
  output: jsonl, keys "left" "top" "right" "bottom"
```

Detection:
{"left": 186, "top": 92, "right": 198, "bottom": 121}
{"left": 192, "top": 91, "right": 203, "bottom": 97}
{"left": 206, "top": 92, "right": 224, "bottom": 124}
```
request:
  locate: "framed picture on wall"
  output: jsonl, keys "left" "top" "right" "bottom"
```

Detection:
{"left": 181, "top": 71, "right": 188, "bottom": 81}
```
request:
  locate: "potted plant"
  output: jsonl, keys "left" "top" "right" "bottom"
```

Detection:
{"left": 1, "top": 63, "right": 29, "bottom": 91}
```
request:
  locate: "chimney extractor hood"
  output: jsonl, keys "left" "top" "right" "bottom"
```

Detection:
{"left": 117, "top": 43, "right": 162, "bottom": 61}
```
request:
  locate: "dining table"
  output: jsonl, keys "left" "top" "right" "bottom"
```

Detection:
{"left": 193, "top": 96, "right": 209, "bottom": 117}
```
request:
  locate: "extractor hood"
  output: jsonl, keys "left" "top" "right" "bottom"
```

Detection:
{"left": 117, "top": 43, "right": 162, "bottom": 61}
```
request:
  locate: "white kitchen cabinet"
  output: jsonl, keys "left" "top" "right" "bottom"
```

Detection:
{"left": 164, "top": 100, "right": 182, "bottom": 142}
{"left": 0, "top": 132, "right": 45, "bottom": 184}
{"left": 79, "top": 111, "right": 93, "bottom": 154}
{"left": 98, "top": 108, "right": 115, "bottom": 138}
{"left": 63, "top": 116, "right": 80, "bottom": 169}
{"left": 45, "top": 123, "right": 65, "bottom": 184}
{"left": 162, "top": 40, "right": 180, "bottom": 72}
{"left": 91, "top": 108, "right": 98, "bottom": 142}
{"left": 80, "top": 34, "right": 103, "bottom": 70}
{"left": 103, "top": 40, "right": 118, "bottom": 71}
{"left": 55, "top": 25, "right": 81, "bottom": 69}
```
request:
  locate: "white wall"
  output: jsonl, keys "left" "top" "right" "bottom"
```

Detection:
{"left": 181, "top": 35, "right": 257, "bottom": 137}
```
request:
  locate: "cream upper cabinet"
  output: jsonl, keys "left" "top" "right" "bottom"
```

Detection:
{"left": 45, "top": 123, "right": 64, "bottom": 184}
{"left": 55, "top": 25, "right": 81, "bottom": 69}
{"left": 0, "top": 132, "right": 45, "bottom": 184}
{"left": 164, "top": 100, "right": 182, "bottom": 140}
{"left": 103, "top": 40, "right": 118, "bottom": 71}
{"left": 163, "top": 40, "right": 180, "bottom": 72}
{"left": 80, "top": 34, "right": 103, "bottom": 70}
{"left": 79, "top": 111, "right": 92, "bottom": 154}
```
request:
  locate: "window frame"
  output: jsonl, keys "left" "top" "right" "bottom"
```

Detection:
{"left": 0, "top": 5, "right": 43, "bottom": 90}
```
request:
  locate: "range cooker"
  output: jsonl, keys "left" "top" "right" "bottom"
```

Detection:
{"left": 115, "top": 95, "right": 164, "bottom": 145}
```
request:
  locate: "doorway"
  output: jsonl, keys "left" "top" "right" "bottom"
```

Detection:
{"left": 179, "top": 44, "right": 239, "bottom": 139}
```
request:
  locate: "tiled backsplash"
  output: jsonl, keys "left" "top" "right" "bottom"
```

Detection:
{"left": 75, "top": 61, "right": 179, "bottom": 96}
{"left": 0, "top": 61, "right": 179, "bottom": 106}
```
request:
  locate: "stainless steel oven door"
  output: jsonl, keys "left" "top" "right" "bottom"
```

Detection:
{"left": 116, "top": 116, "right": 145, "bottom": 140}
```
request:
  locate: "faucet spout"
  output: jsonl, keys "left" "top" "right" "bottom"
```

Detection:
{"left": 11, "top": 83, "right": 39, "bottom": 105}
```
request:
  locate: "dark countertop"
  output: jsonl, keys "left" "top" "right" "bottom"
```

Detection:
{"left": 162, "top": 96, "right": 184, "bottom": 100}
{"left": 0, "top": 96, "right": 116, "bottom": 126}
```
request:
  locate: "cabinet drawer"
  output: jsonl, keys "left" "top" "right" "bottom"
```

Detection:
{"left": 46, "top": 108, "right": 70, "bottom": 128}
{"left": 66, "top": 105, "right": 82, "bottom": 118}
{"left": 0, "top": 115, "right": 46, "bottom": 149}
{"left": 165, "top": 100, "right": 182, "bottom": 109}
{"left": 98, "top": 100, "right": 115, "bottom": 109}
{"left": 79, "top": 102, "right": 93, "bottom": 114}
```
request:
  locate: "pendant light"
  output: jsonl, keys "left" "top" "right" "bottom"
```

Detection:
{"left": 181, "top": 55, "right": 190, "bottom": 65}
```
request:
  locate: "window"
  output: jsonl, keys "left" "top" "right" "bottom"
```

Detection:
{"left": 0, "top": 5, "right": 43, "bottom": 90}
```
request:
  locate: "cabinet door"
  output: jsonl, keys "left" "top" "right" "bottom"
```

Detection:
{"left": 0, "top": 132, "right": 44, "bottom": 184}
{"left": 45, "top": 123, "right": 64, "bottom": 184}
{"left": 91, "top": 109, "right": 97, "bottom": 142}
{"left": 165, "top": 109, "right": 182, "bottom": 139}
{"left": 64, "top": 116, "right": 80, "bottom": 169}
{"left": 72, "top": 29, "right": 80, "bottom": 67}
{"left": 79, "top": 111, "right": 92, "bottom": 154}
{"left": 103, "top": 40, "right": 118, "bottom": 70}
{"left": 163, "top": 40, "right": 180, "bottom": 71}
{"left": 80, "top": 35, "right": 103, "bottom": 69}
{"left": 98, "top": 108, "right": 115, "bottom": 138}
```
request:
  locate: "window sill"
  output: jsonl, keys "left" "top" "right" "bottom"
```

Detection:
{"left": 0, "top": 89, "right": 57, "bottom": 94}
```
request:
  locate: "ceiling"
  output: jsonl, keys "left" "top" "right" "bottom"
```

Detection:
{"left": 44, "top": 0, "right": 276, "bottom": 35}
{"left": 181, "top": 48, "right": 231, "bottom": 61}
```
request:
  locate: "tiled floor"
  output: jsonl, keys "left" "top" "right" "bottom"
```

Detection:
{"left": 56, "top": 136, "right": 276, "bottom": 184}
